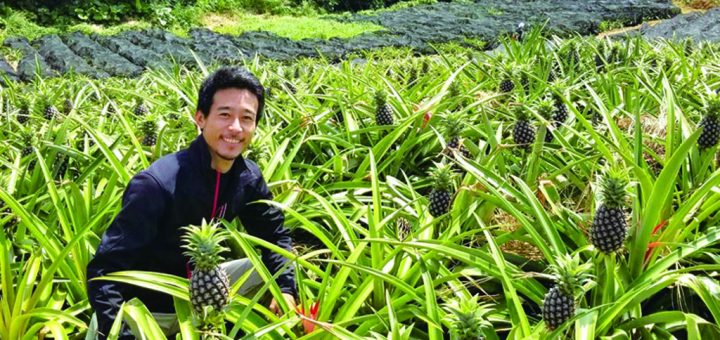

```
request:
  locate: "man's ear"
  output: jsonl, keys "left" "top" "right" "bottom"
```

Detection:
{"left": 194, "top": 110, "right": 205, "bottom": 130}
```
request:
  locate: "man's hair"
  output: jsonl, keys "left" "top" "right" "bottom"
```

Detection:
{"left": 196, "top": 67, "right": 265, "bottom": 123}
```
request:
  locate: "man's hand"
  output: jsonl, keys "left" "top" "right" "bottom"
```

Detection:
{"left": 269, "top": 293, "right": 296, "bottom": 316}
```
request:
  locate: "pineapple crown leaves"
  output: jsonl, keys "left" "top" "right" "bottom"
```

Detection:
{"left": 536, "top": 97, "right": 555, "bottom": 119}
{"left": 429, "top": 162, "right": 456, "bottom": 191}
{"left": 443, "top": 112, "right": 465, "bottom": 139}
{"left": 181, "top": 220, "right": 230, "bottom": 270}
{"left": 548, "top": 253, "right": 594, "bottom": 297}
{"left": 597, "top": 167, "right": 629, "bottom": 208}
{"left": 705, "top": 95, "right": 720, "bottom": 117}
{"left": 510, "top": 104, "right": 530, "bottom": 121}
{"left": 442, "top": 295, "right": 493, "bottom": 338}
{"left": 374, "top": 90, "right": 388, "bottom": 106}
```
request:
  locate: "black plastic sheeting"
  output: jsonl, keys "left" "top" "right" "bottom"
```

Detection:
{"left": 0, "top": 0, "right": 688, "bottom": 81}
{"left": 632, "top": 7, "right": 720, "bottom": 42}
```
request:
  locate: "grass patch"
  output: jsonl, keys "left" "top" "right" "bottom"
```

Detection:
{"left": 201, "top": 12, "right": 385, "bottom": 40}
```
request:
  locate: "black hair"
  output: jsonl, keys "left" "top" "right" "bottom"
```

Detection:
{"left": 196, "top": 66, "right": 265, "bottom": 123}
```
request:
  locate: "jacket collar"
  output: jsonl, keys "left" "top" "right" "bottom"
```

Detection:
{"left": 188, "top": 134, "right": 247, "bottom": 178}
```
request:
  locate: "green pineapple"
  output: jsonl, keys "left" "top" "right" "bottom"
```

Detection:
{"left": 375, "top": 90, "right": 394, "bottom": 126}
{"left": 395, "top": 217, "right": 411, "bottom": 240}
{"left": 140, "top": 116, "right": 158, "bottom": 147}
{"left": 698, "top": 96, "right": 720, "bottom": 149}
{"left": 589, "top": 169, "right": 629, "bottom": 253}
{"left": 542, "top": 254, "right": 593, "bottom": 330}
{"left": 443, "top": 295, "right": 493, "bottom": 340}
{"left": 428, "top": 162, "right": 455, "bottom": 217}
{"left": 15, "top": 98, "right": 30, "bottom": 124}
{"left": 182, "top": 221, "right": 231, "bottom": 314}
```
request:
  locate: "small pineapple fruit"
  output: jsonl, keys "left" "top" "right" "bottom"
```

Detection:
{"left": 498, "top": 65, "right": 516, "bottom": 93}
{"left": 698, "top": 96, "right": 720, "bottom": 149}
{"left": 134, "top": 101, "right": 149, "bottom": 116}
{"left": 589, "top": 169, "right": 629, "bottom": 253}
{"left": 443, "top": 294, "right": 492, "bottom": 340}
{"left": 20, "top": 131, "right": 35, "bottom": 158}
{"left": 427, "top": 162, "right": 455, "bottom": 217}
{"left": 182, "top": 221, "right": 231, "bottom": 314}
{"left": 537, "top": 98, "right": 556, "bottom": 142}
{"left": 395, "top": 217, "right": 411, "bottom": 240}
{"left": 16, "top": 98, "right": 30, "bottom": 124}
{"left": 542, "top": 254, "right": 593, "bottom": 330}
{"left": 140, "top": 117, "right": 158, "bottom": 147}
{"left": 374, "top": 90, "right": 394, "bottom": 126}
{"left": 43, "top": 99, "right": 59, "bottom": 120}
{"left": 512, "top": 106, "right": 535, "bottom": 148}
{"left": 63, "top": 98, "right": 74, "bottom": 115}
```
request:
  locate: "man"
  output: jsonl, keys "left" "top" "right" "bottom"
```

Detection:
{"left": 87, "top": 67, "right": 296, "bottom": 339}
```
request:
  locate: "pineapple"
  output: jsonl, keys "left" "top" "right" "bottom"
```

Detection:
{"left": 537, "top": 98, "right": 556, "bottom": 143}
{"left": 395, "top": 217, "right": 411, "bottom": 240}
{"left": 43, "top": 99, "right": 59, "bottom": 120}
{"left": 20, "top": 131, "right": 35, "bottom": 158}
{"left": 512, "top": 106, "right": 535, "bottom": 148}
{"left": 443, "top": 295, "right": 492, "bottom": 340}
{"left": 16, "top": 98, "right": 30, "bottom": 124}
{"left": 542, "top": 254, "right": 593, "bottom": 330}
{"left": 140, "top": 116, "right": 159, "bottom": 147}
{"left": 374, "top": 90, "right": 394, "bottom": 126}
{"left": 63, "top": 98, "right": 74, "bottom": 115}
{"left": 589, "top": 169, "right": 629, "bottom": 253}
{"left": 134, "top": 101, "right": 149, "bottom": 116}
{"left": 442, "top": 112, "right": 471, "bottom": 171}
{"left": 698, "top": 96, "right": 720, "bottom": 149}
{"left": 182, "top": 221, "right": 231, "bottom": 314}
{"left": 427, "top": 162, "right": 455, "bottom": 217}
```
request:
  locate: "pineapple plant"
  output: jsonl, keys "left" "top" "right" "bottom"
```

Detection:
{"left": 182, "top": 221, "right": 231, "bottom": 315}
{"left": 20, "top": 131, "right": 35, "bottom": 158}
{"left": 134, "top": 101, "right": 149, "bottom": 116}
{"left": 427, "top": 162, "right": 456, "bottom": 217}
{"left": 498, "top": 64, "right": 516, "bottom": 94}
{"left": 542, "top": 254, "right": 593, "bottom": 330}
{"left": 442, "top": 112, "right": 471, "bottom": 170}
{"left": 15, "top": 98, "right": 30, "bottom": 124}
{"left": 63, "top": 98, "right": 74, "bottom": 115}
{"left": 140, "top": 116, "right": 159, "bottom": 147}
{"left": 537, "top": 98, "right": 556, "bottom": 142}
{"left": 374, "top": 90, "right": 394, "bottom": 126}
{"left": 395, "top": 217, "right": 411, "bottom": 240}
{"left": 443, "top": 295, "right": 493, "bottom": 340}
{"left": 698, "top": 96, "right": 720, "bottom": 149}
{"left": 589, "top": 169, "right": 629, "bottom": 253}
{"left": 512, "top": 106, "right": 535, "bottom": 148}
{"left": 43, "top": 99, "right": 59, "bottom": 120}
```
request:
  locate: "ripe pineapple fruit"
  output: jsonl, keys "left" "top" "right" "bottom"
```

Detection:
{"left": 427, "top": 162, "right": 456, "bottom": 217}
{"left": 182, "top": 221, "right": 231, "bottom": 314}
{"left": 43, "top": 99, "right": 59, "bottom": 120}
{"left": 134, "top": 101, "right": 149, "bottom": 116}
{"left": 542, "top": 254, "right": 593, "bottom": 330}
{"left": 374, "top": 90, "right": 394, "bottom": 126}
{"left": 140, "top": 116, "right": 158, "bottom": 147}
{"left": 589, "top": 169, "right": 629, "bottom": 253}
{"left": 512, "top": 106, "right": 535, "bottom": 148}
{"left": 698, "top": 96, "right": 720, "bottom": 149}
{"left": 443, "top": 294, "right": 492, "bottom": 340}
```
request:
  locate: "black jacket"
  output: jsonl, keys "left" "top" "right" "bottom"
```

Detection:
{"left": 87, "top": 135, "right": 295, "bottom": 339}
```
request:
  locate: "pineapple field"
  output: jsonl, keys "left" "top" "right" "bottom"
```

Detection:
{"left": 2, "top": 1, "right": 720, "bottom": 339}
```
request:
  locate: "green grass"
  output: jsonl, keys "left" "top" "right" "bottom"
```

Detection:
{"left": 201, "top": 12, "right": 384, "bottom": 40}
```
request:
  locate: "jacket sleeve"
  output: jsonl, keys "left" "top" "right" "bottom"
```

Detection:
{"left": 238, "top": 166, "right": 297, "bottom": 297}
{"left": 86, "top": 171, "right": 166, "bottom": 339}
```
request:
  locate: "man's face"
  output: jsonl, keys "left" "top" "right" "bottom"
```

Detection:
{"left": 195, "top": 88, "right": 258, "bottom": 167}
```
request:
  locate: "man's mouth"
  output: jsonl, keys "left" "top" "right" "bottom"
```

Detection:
{"left": 222, "top": 136, "right": 242, "bottom": 144}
